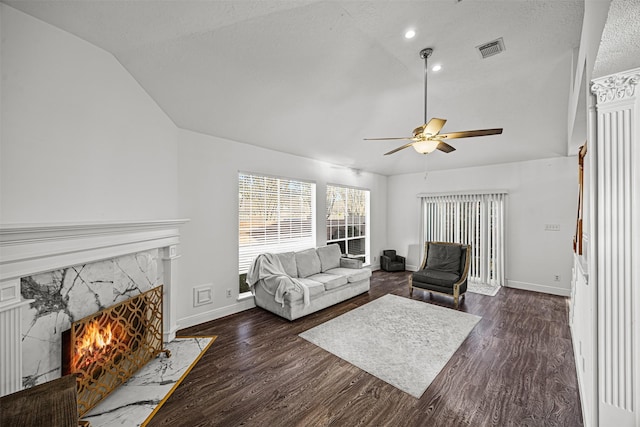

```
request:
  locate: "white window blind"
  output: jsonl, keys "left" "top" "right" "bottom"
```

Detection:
{"left": 238, "top": 173, "right": 316, "bottom": 274}
{"left": 419, "top": 192, "right": 506, "bottom": 286}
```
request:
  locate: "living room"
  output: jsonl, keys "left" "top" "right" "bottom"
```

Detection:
{"left": 1, "top": 1, "right": 639, "bottom": 426}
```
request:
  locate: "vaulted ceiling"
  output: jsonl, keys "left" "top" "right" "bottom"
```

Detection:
{"left": 4, "top": 0, "right": 586, "bottom": 176}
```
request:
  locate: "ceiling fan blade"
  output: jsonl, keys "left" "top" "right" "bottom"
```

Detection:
{"left": 438, "top": 128, "right": 503, "bottom": 140}
{"left": 364, "top": 137, "right": 415, "bottom": 141}
{"left": 423, "top": 118, "right": 447, "bottom": 136}
{"left": 436, "top": 141, "right": 456, "bottom": 153}
{"left": 384, "top": 142, "right": 415, "bottom": 156}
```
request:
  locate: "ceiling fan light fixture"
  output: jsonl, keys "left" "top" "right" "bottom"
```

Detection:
{"left": 413, "top": 140, "right": 439, "bottom": 154}
{"left": 364, "top": 46, "right": 503, "bottom": 156}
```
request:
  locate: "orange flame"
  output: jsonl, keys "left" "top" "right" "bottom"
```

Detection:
{"left": 77, "top": 321, "right": 113, "bottom": 358}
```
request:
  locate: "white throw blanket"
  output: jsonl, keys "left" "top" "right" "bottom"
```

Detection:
{"left": 246, "top": 253, "right": 310, "bottom": 307}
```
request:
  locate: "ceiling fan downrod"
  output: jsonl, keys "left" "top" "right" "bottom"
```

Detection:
{"left": 419, "top": 48, "right": 433, "bottom": 125}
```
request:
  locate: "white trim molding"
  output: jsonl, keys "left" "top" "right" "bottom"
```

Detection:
{"left": 0, "top": 220, "right": 189, "bottom": 283}
{"left": 591, "top": 67, "right": 640, "bottom": 427}
{"left": 179, "top": 298, "right": 256, "bottom": 330}
{"left": 506, "top": 280, "right": 571, "bottom": 297}
{"left": 591, "top": 71, "right": 639, "bottom": 104}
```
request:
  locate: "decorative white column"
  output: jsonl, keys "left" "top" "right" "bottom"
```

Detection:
{"left": 162, "top": 245, "right": 180, "bottom": 342}
{"left": 591, "top": 68, "right": 640, "bottom": 427}
{"left": 0, "top": 279, "right": 34, "bottom": 396}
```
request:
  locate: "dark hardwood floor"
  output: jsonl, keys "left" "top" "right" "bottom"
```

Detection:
{"left": 150, "top": 271, "right": 583, "bottom": 426}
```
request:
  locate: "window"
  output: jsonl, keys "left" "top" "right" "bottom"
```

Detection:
{"left": 326, "top": 185, "right": 370, "bottom": 264}
{"left": 238, "top": 173, "right": 316, "bottom": 291}
{"left": 419, "top": 192, "right": 506, "bottom": 286}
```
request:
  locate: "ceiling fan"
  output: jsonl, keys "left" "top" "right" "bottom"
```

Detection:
{"left": 365, "top": 47, "right": 503, "bottom": 156}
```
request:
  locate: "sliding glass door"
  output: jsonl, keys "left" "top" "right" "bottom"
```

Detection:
{"left": 420, "top": 192, "right": 506, "bottom": 286}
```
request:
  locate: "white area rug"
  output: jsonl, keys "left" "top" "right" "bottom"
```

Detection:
{"left": 467, "top": 280, "right": 501, "bottom": 296}
{"left": 299, "top": 294, "right": 480, "bottom": 398}
{"left": 84, "top": 336, "right": 215, "bottom": 427}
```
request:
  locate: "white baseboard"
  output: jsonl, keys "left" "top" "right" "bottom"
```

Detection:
{"left": 506, "top": 280, "right": 571, "bottom": 297}
{"left": 406, "top": 264, "right": 419, "bottom": 272}
{"left": 366, "top": 263, "right": 380, "bottom": 271}
{"left": 178, "top": 297, "right": 256, "bottom": 330}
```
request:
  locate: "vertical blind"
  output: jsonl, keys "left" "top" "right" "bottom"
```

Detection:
{"left": 420, "top": 192, "right": 506, "bottom": 286}
{"left": 238, "top": 173, "right": 316, "bottom": 274}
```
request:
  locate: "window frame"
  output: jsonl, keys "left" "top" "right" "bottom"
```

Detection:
{"left": 238, "top": 172, "right": 316, "bottom": 289}
{"left": 326, "top": 184, "right": 371, "bottom": 265}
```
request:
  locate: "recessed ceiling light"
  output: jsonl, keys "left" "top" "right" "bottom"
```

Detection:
{"left": 404, "top": 30, "right": 416, "bottom": 39}
{"left": 432, "top": 64, "right": 442, "bottom": 72}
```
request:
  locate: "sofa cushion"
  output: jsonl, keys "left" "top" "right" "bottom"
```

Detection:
{"left": 275, "top": 252, "right": 298, "bottom": 278}
{"left": 412, "top": 269, "right": 460, "bottom": 287}
{"left": 295, "top": 248, "right": 322, "bottom": 278}
{"left": 283, "top": 278, "right": 325, "bottom": 303}
{"left": 308, "top": 273, "right": 348, "bottom": 291}
{"left": 325, "top": 267, "right": 371, "bottom": 283}
{"left": 316, "top": 244, "right": 342, "bottom": 272}
{"left": 426, "top": 243, "right": 461, "bottom": 274}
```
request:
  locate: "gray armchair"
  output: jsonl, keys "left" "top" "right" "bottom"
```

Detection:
{"left": 381, "top": 249, "right": 405, "bottom": 272}
{"left": 409, "top": 241, "right": 470, "bottom": 308}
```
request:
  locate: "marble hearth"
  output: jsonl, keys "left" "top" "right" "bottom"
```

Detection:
{"left": 0, "top": 220, "right": 188, "bottom": 397}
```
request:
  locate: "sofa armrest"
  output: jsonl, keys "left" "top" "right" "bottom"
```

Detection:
{"left": 396, "top": 255, "right": 406, "bottom": 263}
{"left": 340, "top": 257, "right": 363, "bottom": 269}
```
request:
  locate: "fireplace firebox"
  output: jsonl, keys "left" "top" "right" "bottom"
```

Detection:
{"left": 62, "top": 286, "right": 169, "bottom": 416}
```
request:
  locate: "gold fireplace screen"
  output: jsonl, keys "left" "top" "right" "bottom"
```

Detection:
{"left": 62, "top": 286, "right": 167, "bottom": 417}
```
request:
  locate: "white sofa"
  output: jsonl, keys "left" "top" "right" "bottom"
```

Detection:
{"left": 248, "top": 244, "right": 371, "bottom": 321}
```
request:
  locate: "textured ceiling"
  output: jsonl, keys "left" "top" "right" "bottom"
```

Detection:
{"left": 593, "top": 0, "right": 640, "bottom": 78}
{"left": 3, "top": 0, "right": 586, "bottom": 176}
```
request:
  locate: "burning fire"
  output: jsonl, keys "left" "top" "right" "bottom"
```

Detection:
{"left": 77, "top": 321, "right": 113, "bottom": 360}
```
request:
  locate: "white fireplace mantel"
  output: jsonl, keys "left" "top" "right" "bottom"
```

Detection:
{"left": 1, "top": 219, "right": 188, "bottom": 282}
{"left": 0, "top": 219, "right": 189, "bottom": 397}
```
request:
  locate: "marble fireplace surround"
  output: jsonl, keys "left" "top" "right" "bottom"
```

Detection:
{"left": 0, "top": 219, "right": 188, "bottom": 398}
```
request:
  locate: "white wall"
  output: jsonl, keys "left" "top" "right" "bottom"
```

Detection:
{"left": 2, "top": 2, "right": 584, "bottom": 334}
{"left": 0, "top": 5, "right": 179, "bottom": 223}
{"left": 176, "top": 129, "right": 387, "bottom": 327}
{"left": 387, "top": 156, "right": 578, "bottom": 296}
{"left": 0, "top": 4, "right": 387, "bottom": 330}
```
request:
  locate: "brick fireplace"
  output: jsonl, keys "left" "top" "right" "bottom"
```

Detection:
{"left": 0, "top": 220, "right": 188, "bottom": 398}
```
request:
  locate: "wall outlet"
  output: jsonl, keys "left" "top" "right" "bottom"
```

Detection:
{"left": 554, "top": 274, "right": 561, "bottom": 282}
{"left": 226, "top": 289, "right": 232, "bottom": 298}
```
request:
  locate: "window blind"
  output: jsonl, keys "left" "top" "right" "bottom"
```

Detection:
{"left": 238, "top": 173, "right": 316, "bottom": 274}
{"left": 420, "top": 192, "right": 506, "bottom": 286}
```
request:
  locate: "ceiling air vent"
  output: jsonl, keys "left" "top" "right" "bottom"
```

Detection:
{"left": 476, "top": 37, "right": 505, "bottom": 59}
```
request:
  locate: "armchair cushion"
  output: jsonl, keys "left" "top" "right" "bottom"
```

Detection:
{"left": 412, "top": 269, "right": 460, "bottom": 287}
{"left": 425, "top": 243, "right": 461, "bottom": 273}
{"left": 382, "top": 249, "right": 397, "bottom": 258}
